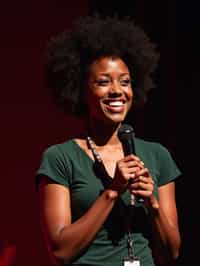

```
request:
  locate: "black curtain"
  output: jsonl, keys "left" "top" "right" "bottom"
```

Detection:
{"left": 88, "top": 1, "right": 199, "bottom": 265}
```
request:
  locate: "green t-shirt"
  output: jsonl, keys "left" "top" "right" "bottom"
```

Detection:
{"left": 36, "top": 138, "right": 181, "bottom": 266}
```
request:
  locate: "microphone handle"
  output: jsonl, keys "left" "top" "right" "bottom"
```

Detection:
{"left": 118, "top": 124, "right": 144, "bottom": 205}
{"left": 124, "top": 141, "right": 144, "bottom": 205}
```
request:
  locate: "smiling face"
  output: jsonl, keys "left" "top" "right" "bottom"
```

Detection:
{"left": 86, "top": 56, "right": 133, "bottom": 126}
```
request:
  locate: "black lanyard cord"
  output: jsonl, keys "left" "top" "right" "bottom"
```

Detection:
{"left": 87, "top": 136, "right": 136, "bottom": 259}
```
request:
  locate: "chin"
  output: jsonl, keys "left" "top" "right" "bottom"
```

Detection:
{"left": 104, "top": 114, "right": 127, "bottom": 125}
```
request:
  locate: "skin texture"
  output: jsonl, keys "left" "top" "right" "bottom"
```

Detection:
{"left": 39, "top": 56, "right": 181, "bottom": 266}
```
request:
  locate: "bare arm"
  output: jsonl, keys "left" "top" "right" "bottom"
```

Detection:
{"left": 129, "top": 170, "right": 180, "bottom": 264}
{"left": 39, "top": 176, "right": 119, "bottom": 265}
{"left": 146, "top": 182, "right": 181, "bottom": 265}
{"left": 127, "top": 161, "right": 181, "bottom": 265}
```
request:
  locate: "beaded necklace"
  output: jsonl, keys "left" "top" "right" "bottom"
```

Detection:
{"left": 86, "top": 136, "right": 102, "bottom": 163}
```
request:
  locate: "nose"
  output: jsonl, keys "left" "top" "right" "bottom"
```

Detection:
{"left": 109, "top": 81, "right": 122, "bottom": 95}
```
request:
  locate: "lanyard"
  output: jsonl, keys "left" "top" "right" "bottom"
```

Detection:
{"left": 86, "top": 136, "right": 136, "bottom": 259}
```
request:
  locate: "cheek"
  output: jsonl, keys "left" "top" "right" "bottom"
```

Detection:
{"left": 126, "top": 87, "right": 134, "bottom": 100}
{"left": 127, "top": 97, "right": 133, "bottom": 111}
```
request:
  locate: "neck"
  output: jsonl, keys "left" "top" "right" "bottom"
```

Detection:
{"left": 87, "top": 119, "right": 122, "bottom": 147}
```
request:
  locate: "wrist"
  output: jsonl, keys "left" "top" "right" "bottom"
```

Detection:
{"left": 104, "top": 189, "right": 119, "bottom": 201}
{"left": 145, "top": 195, "right": 160, "bottom": 213}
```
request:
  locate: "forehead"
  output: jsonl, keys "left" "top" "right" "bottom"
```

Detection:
{"left": 89, "top": 56, "right": 130, "bottom": 75}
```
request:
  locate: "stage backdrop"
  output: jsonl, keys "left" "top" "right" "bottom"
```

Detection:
{"left": 1, "top": 1, "right": 196, "bottom": 265}
{"left": 0, "top": 1, "right": 88, "bottom": 265}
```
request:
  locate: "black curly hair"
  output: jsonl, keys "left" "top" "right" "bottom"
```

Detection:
{"left": 46, "top": 14, "right": 159, "bottom": 115}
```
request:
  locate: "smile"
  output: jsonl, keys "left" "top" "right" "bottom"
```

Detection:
{"left": 107, "top": 101, "right": 124, "bottom": 107}
{"left": 103, "top": 100, "right": 126, "bottom": 113}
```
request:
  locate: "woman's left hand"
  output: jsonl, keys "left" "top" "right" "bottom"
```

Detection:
{"left": 128, "top": 166, "right": 159, "bottom": 209}
{"left": 128, "top": 167, "right": 154, "bottom": 198}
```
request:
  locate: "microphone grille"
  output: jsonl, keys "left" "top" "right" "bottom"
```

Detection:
{"left": 118, "top": 124, "right": 135, "bottom": 141}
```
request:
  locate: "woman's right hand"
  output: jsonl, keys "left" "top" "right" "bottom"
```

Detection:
{"left": 109, "top": 154, "right": 144, "bottom": 194}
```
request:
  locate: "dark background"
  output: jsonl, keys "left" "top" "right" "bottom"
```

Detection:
{"left": 0, "top": 1, "right": 198, "bottom": 265}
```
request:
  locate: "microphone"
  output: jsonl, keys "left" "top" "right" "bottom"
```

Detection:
{"left": 118, "top": 124, "right": 144, "bottom": 205}
{"left": 118, "top": 124, "right": 135, "bottom": 156}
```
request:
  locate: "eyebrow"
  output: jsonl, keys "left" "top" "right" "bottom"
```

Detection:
{"left": 97, "top": 73, "right": 130, "bottom": 77}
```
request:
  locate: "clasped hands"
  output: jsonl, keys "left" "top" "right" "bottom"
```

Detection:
{"left": 110, "top": 154, "right": 158, "bottom": 209}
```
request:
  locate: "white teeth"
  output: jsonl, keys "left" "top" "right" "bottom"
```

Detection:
{"left": 108, "top": 101, "right": 124, "bottom": 106}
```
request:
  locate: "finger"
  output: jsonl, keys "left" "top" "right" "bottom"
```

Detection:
{"left": 117, "top": 164, "right": 140, "bottom": 177}
{"left": 119, "top": 159, "right": 145, "bottom": 170}
{"left": 123, "top": 154, "right": 144, "bottom": 165}
{"left": 127, "top": 161, "right": 145, "bottom": 169}
{"left": 131, "top": 189, "right": 153, "bottom": 198}
{"left": 128, "top": 174, "right": 136, "bottom": 183}
{"left": 137, "top": 175, "right": 154, "bottom": 184}
{"left": 129, "top": 178, "right": 154, "bottom": 190}
{"left": 135, "top": 167, "right": 150, "bottom": 177}
{"left": 124, "top": 154, "right": 140, "bottom": 160}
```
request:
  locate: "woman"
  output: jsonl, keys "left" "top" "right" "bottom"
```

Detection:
{"left": 36, "top": 15, "right": 181, "bottom": 266}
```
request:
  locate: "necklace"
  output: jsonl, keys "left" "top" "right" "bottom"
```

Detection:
{"left": 87, "top": 136, "right": 136, "bottom": 204}
{"left": 86, "top": 136, "right": 102, "bottom": 163}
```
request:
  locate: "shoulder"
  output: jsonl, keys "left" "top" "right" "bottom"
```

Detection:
{"left": 42, "top": 139, "right": 76, "bottom": 157}
{"left": 41, "top": 139, "right": 84, "bottom": 166}
{"left": 36, "top": 140, "right": 77, "bottom": 188}
{"left": 135, "top": 137, "right": 168, "bottom": 155}
{"left": 136, "top": 138, "right": 181, "bottom": 184}
{"left": 135, "top": 137, "right": 177, "bottom": 168}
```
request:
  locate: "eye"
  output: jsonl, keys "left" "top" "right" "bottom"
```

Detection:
{"left": 95, "top": 80, "right": 110, "bottom": 86}
{"left": 120, "top": 79, "right": 131, "bottom": 86}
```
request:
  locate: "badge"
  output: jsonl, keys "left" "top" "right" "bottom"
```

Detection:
{"left": 123, "top": 257, "right": 141, "bottom": 266}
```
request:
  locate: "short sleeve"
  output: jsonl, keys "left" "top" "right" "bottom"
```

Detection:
{"left": 156, "top": 144, "right": 181, "bottom": 187}
{"left": 36, "top": 144, "right": 72, "bottom": 189}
